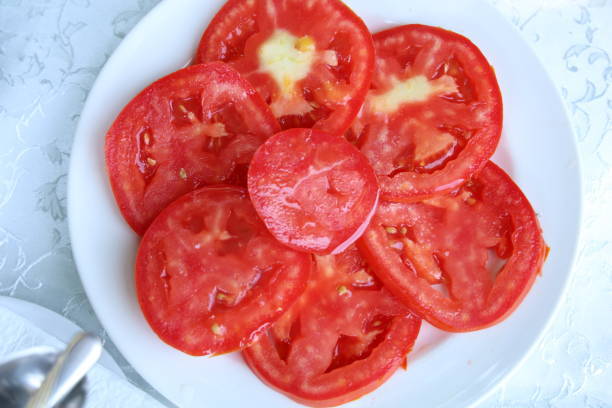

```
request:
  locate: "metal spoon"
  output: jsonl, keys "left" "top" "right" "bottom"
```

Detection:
{"left": 0, "top": 335, "right": 101, "bottom": 408}
{"left": 0, "top": 349, "right": 84, "bottom": 408}
{"left": 26, "top": 332, "right": 102, "bottom": 408}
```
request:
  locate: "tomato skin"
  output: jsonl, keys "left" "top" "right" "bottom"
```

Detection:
{"left": 243, "top": 246, "right": 421, "bottom": 406}
{"left": 196, "top": 0, "right": 375, "bottom": 136}
{"left": 359, "top": 162, "right": 547, "bottom": 332}
{"left": 136, "top": 186, "right": 312, "bottom": 356}
{"left": 349, "top": 24, "right": 503, "bottom": 202}
{"left": 248, "top": 128, "right": 380, "bottom": 255}
{"left": 105, "top": 62, "right": 279, "bottom": 235}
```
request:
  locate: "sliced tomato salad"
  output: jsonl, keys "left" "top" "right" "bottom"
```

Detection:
{"left": 196, "top": 0, "right": 374, "bottom": 135}
{"left": 359, "top": 162, "right": 547, "bottom": 331}
{"left": 101, "top": 0, "right": 550, "bottom": 401}
{"left": 244, "top": 245, "right": 421, "bottom": 407}
{"left": 248, "top": 128, "right": 379, "bottom": 255}
{"left": 347, "top": 24, "right": 502, "bottom": 201}
{"left": 136, "top": 186, "right": 312, "bottom": 356}
{"left": 105, "top": 62, "right": 279, "bottom": 234}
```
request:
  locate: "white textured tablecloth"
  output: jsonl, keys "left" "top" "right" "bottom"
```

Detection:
{"left": 0, "top": 0, "right": 610, "bottom": 406}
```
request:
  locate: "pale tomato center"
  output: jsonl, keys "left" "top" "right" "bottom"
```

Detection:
{"left": 258, "top": 30, "right": 338, "bottom": 118}
{"left": 356, "top": 74, "right": 467, "bottom": 174}
{"left": 369, "top": 74, "right": 456, "bottom": 114}
{"left": 259, "top": 30, "right": 316, "bottom": 94}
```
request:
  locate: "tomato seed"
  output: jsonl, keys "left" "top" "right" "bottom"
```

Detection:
{"left": 211, "top": 323, "right": 224, "bottom": 336}
{"left": 385, "top": 226, "right": 398, "bottom": 234}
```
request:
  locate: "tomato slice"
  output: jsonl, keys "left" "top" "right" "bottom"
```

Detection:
{"left": 196, "top": 0, "right": 374, "bottom": 135}
{"left": 105, "top": 62, "right": 280, "bottom": 234}
{"left": 359, "top": 162, "right": 547, "bottom": 332}
{"left": 347, "top": 25, "right": 502, "bottom": 201}
{"left": 136, "top": 186, "right": 311, "bottom": 356}
{"left": 243, "top": 245, "right": 421, "bottom": 407}
{"left": 248, "top": 128, "right": 379, "bottom": 255}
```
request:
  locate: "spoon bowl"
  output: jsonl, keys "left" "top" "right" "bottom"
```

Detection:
{"left": 0, "top": 347, "right": 86, "bottom": 408}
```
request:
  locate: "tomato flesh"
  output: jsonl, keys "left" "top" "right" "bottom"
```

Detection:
{"left": 248, "top": 128, "right": 379, "bottom": 255}
{"left": 347, "top": 24, "right": 502, "bottom": 201}
{"left": 243, "top": 245, "right": 421, "bottom": 407}
{"left": 136, "top": 186, "right": 311, "bottom": 356}
{"left": 196, "top": 0, "right": 374, "bottom": 135}
{"left": 105, "top": 62, "right": 279, "bottom": 234}
{"left": 359, "top": 162, "right": 547, "bottom": 331}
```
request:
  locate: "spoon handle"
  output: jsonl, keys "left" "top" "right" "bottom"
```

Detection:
{"left": 26, "top": 332, "right": 102, "bottom": 408}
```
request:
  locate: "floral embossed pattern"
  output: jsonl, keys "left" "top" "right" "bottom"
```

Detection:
{"left": 0, "top": 0, "right": 610, "bottom": 406}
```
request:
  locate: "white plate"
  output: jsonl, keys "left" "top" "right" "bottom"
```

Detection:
{"left": 67, "top": 0, "right": 582, "bottom": 407}
{"left": 0, "top": 296, "right": 124, "bottom": 378}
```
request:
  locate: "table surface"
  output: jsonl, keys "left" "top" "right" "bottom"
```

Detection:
{"left": 1, "top": 0, "right": 611, "bottom": 406}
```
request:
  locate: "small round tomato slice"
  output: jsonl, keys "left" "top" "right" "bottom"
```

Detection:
{"left": 136, "top": 186, "right": 311, "bottom": 356}
{"left": 248, "top": 128, "right": 379, "bottom": 255}
{"left": 196, "top": 0, "right": 374, "bottom": 135}
{"left": 105, "top": 62, "right": 280, "bottom": 234}
{"left": 347, "top": 24, "right": 502, "bottom": 201}
{"left": 359, "top": 162, "right": 547, "bottom": 332}
{"left": 243, "top": 245, "right": 421, "bottom": 407}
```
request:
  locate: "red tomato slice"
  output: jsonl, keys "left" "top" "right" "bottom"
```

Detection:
{"left": 105, "top": 62, "right": 280, "bottom": 234}
{"left": 196, "top": 0, "right": 374, "bottom": 135}
{"left": 243, "top": 245, "right": 421, "bottom": 407}
{"left": 347, "top": 25, "right": 503, "bottom": 201}
{"left": 359, "top": 162, "right": 547, "bottom": 332}
{"left": 248, "top": 128, "right": 379, "bottom": 255}
{"left": 136, "top": 186, "right": 311, "bottom": 356}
